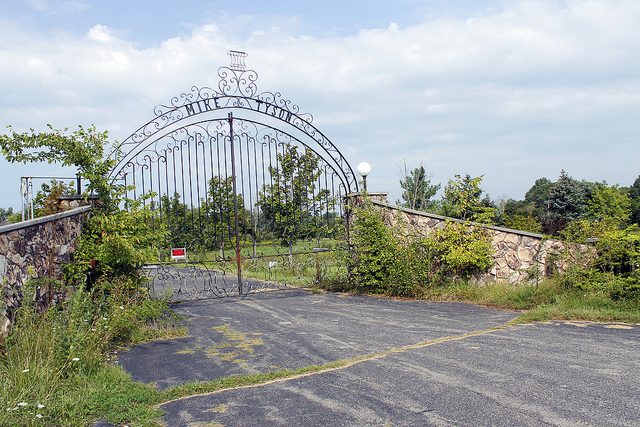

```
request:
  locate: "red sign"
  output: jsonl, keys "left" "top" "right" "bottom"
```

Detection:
{"left": 171, "top": 247, "right": 187, "bottom": 260}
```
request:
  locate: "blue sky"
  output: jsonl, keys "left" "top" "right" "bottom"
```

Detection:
{"left": 1, "top": 0, "right": 639, "bottom": 210}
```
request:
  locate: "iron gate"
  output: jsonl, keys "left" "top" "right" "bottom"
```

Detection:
{"left": 109, "top": 51, "right": 358, "bottom": 301}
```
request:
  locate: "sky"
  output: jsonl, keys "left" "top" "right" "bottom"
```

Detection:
{"left": 1, "top": 0, "right": 639, "bottom": 210}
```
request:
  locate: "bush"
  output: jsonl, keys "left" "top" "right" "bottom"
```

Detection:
{"left": 347, "top": 205, "right": 493, "bottom": 296}
{"left": 65, "top": 198, "right": 167, "bottom": 291}
{"left": 422, "top": 221, "right": 493, "bottom": 280}
{"left": 557, "top": 266, "right": 640, "bottom": 302}
{"left": 609, "top": 274, "right": 640, "bottom": 301}
{"left": 594, "top": 225, "right": 640, "bottom": 275}
{"left": 348, "top": 206, "right": 400, "bottom": 294}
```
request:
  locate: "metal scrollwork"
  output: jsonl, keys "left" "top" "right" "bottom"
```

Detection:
{"left": 111, "top": 52, "right": 354, "bottom": 303}
{"left": 110, "top": 52, "right": 357, "bottom": 193}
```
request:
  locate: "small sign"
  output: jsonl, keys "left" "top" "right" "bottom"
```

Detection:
{"left": 171, "top": 247, "right": 187, "bottom": 261}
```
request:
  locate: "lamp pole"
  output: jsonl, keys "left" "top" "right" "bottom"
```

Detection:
{"left": 356, "top": 162, "right": 372, "bottom": 192}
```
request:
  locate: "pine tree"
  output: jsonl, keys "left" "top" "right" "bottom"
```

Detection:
{"left": 398, "top": 164, "right": 440, "bottom": 211}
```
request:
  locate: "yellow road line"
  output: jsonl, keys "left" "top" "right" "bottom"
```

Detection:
{"left": 159, "top": 322, "right": 511, "bottom": 406}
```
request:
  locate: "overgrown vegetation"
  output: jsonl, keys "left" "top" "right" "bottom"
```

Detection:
{"left": 0, "top": 277, "right": 183, "bottom": 426}
{"left": 389, "top": 165, "right": 640, "bottom": 321}
{"left": 0, "top": 126, "right": 184, "bottom": 426}
{"left": 346, "top": 201, "right": 493, "bottom": 297}
{"left": 418, "top": 267, "right": 640, "bottom": 324}
{"left": 336, "top": 196, "right": 640, "bottom": 324}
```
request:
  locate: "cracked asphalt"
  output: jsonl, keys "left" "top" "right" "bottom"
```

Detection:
{"left": 117, "top": 289, "right": 640, "bottom": 426}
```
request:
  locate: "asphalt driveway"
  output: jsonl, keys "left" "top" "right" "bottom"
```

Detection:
{"left": 118, "top": 289, "right": 640, "bottom": 426}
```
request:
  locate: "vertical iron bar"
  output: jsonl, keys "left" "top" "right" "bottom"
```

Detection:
{"left": 141, "top": 160, "right": 147, "bottom": 207}
{"left": 187, "top": 137, "right": 195, "bottom": 240}
{"left": 195, "top": 134, "right": 204, "bottom": 254}
{"left": 228, "top": 112, "right": 243, "bottom": 295}
{"left": 29, "top": 178, "right": 34, "bottom": 220}
{"left": 238, "top": 129, "right": 247, "bottom": 254}
{"left": 248, "top": 137, "right": 257, "bottom": 257}
{"left": 208, "top": 135, "right": 216, "bottom": 252}
{"left": 216, "top": 135, "right": 223, "bottom": 254}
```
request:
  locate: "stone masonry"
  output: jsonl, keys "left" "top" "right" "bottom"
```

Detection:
{"left": 0, "top": 205, "right": 91, "bottom": 335}
{"left": 347, "top": 193, "right": 590, "bottom": 285}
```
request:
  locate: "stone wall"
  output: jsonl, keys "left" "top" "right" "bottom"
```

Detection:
{"left": 0, "top": 205, "right": 91, "bottom": 334}
{"left": 347, "top": 193, "right": 589, "bottom": 285}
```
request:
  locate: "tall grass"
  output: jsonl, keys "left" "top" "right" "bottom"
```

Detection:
{"left": 420, "top": 278, "right": 640, "bottom": 324}
{"left": 0, "top": 288, "right": 183, "bottom": 426}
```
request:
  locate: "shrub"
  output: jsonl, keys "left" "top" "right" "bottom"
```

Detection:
{"left": 348, "top": 206, "right": 399, "bottom": 294}
{"left": 422, "top": 221, "right": 493, "bottom": 280}
{"left": 557, "top": 266, "right": 640, "bottom": 302}
{"left": 347, "top": 205, "right": 493, "bottom": 296}
{"left": 594, "top": 225, "right": 640, "bottom": 275}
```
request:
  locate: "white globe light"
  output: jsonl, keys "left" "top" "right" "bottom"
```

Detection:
{"left": 356, "top": 162, "right": 372, "bottom": 177}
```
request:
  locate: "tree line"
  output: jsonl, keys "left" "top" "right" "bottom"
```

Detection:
{"left": 398, "top": 165, "right": 640, "bottom": 238}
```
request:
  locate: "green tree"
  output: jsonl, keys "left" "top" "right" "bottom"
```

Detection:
{"left": 542, "top": 170, "right": 589, "bottom": 235}
{"left": 524, "top": 177, "right": 553, "bottom": 212}
{"left": 0, "top": 125, "right": 166, "bottom": 291}
{"left": 0, "top": 207, "right": 14, "bottom": 223}
{"left": 500, "top": 198, "right": 542, "bottom": 233}
{"left": 0, "top": 125, "right": 117, "bottom": 210}
{"left": 442, "top": 174, "right": 495, "bottom": 222}
{"left": 32, "top": 179, "right": 76, "bottom": 217}
{"left": 159, "top": 193, "right": 196, "bottom": 249}
{"left": 398, "top": 163, "right": 440, "bottom": 211}
{"left": 629, "top": 175, "right": 640, "bottom": 226}
{"left": 203, "top": 176, "right": 247, "bottom": 254}
{"left": 503, "top": 214, "right": 543, "bottom": 234}
{"left": 587, "top": 183, "right": 631, "bottom": 226}
{"left": 257, "top": 145, "right": 330, "bottom": 244}
{"left": 69, "top": 196, "right": 165, "bottom": 287}
{"left": 594, "top": 225, "right": 640, "bottom": 275}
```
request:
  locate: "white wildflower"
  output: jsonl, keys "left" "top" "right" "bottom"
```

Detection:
{"left": 72, "top": 358, "right": 80, "bottom": 362}
{"left": 35, "top": 413, "right": 43, "bottom": 419}
{"left": 119, "top": 306, "right": 125, "bottom": 310}
{"left": 37, "top": 404, "right": 45, "bottom": 409}
{"left": 17, "top": 402, "right": 28, "bottom": 407}
{"left": 21, "top": 369, "right": 29, "bottom": 373}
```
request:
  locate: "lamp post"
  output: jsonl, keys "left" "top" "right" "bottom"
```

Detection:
{"left": 356, "top": 162, "right": 372, "bottom": 192}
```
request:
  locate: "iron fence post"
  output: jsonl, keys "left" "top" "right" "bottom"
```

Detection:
{"left": 228, "top": 112, "right": 243, "bottom": 295}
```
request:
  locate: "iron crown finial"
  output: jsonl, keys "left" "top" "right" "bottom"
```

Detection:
{"left": 228, "top": 50, "right": 248, "bottom": 71}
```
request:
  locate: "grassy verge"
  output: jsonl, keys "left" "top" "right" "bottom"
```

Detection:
{"left": 420, "top": 279, "right": 640, "bottom": 324}
{"left": 1, "top": 355, "right": 357, "bottom": 426}
{"left": 0, "top": 291, "right": 186, "bottom": 427}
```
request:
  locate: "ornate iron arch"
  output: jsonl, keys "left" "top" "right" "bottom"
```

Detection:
{"left": 109, "top": 54, "right": 358, "bottom": 193}
{"left": 110, "top": 52, "right": 358, "bottom": 301}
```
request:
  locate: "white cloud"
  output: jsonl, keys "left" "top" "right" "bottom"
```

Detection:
{"left": 87, "top": 24, "right": 113, "bottom": 42}
{"left": 1, "top": 0, "right": 640, "bottom": 208}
